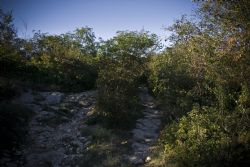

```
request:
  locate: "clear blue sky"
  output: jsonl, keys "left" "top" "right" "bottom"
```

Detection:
{"left": 1, "top": 0, "right": 197, "bottom": 40}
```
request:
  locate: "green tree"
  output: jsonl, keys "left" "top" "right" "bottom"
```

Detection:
{"left": 149, "top": 1, "right": 250, "bottom": 166}
{"left": 0, "top": 10, "right": 20, "bottom": 75}
{"left": 97, "top": 31, "right": 159, "bottom": 128}
{"left": 18, "top": 28, "right": 99, "bottom": 91}
{"left": 99, "top": 30, "right": 160, "bottom": 58}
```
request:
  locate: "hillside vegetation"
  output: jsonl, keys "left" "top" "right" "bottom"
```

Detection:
{"left": 0, "top": 1, "right": 249, "bottom": 166}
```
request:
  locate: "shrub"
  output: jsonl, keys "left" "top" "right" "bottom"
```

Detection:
{"left": 96, "top": 57, "right": 143, "bottom": 128}
{"left": 148, "top": 52, "right": 196, "bottom": 114}
{"left": 0, "top": 103, "right": 33, "bottom": 154}
{"left": 162, "top": 106, "right": 250, "bottom": 167}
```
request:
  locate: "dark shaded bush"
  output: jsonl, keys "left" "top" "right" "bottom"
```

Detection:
{"left": 19, "top": 55, "right": 99, "bottom": 91}
{"left": 0, "top": 81, "right": 19, "bottom": 101}
{"left": 96, "top": 57, "right": 142, "bottom": 128}
{"left": 96, "top": 31, "right": 159, "bottom": 128}
{"left": 0, "top": 103, "right": 33, "bottom": 154}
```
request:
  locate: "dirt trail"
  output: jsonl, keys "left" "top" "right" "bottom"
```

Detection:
{"left": 127, "top": 87, "right": 163, "bottom": 165}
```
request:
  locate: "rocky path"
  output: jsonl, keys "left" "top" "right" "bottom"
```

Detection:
{"left": 1, "top": 88, "right": 163, "bottom": 167}
{"left": 14, "top": 90, "right": 96, "bottom": 167}
{"left": 128, "top": 87, "right": 162, "bottom": 165}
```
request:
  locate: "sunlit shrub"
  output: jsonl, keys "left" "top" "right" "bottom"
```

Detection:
{"left": 162, "top": 106, "right": 250, "bottom": 167}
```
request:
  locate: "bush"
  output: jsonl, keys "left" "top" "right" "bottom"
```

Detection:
{"left": 148, "top": 52, "right": 196, "bottom": 114}
{"left": 96, "top": 57, "right": 142, "bottom": 128}
{"left": 1, "top": 14, "right": 100, "bottom": 91}
{"left": 162, "top": 106, "right": 250, "bottom": 167}
{"left": 149, "top": 2, "right": 250, "bottom": 165}
{"left": 0, "top": 103, "right": 33, "bottom": 154}
{"left": 0, "top": 81, "right": 19, "bottom": 101}
{"left": 96, "top": 30, "right": 158, "bottom": 128}
{"left": 25, "top": 55, "right": 99, "bottom": 91}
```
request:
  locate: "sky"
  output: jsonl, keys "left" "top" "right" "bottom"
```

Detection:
{"left": 1, "top": 0, "right": 197, "bottom": 41}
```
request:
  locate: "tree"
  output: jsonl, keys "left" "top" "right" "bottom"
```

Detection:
{"left": 96, "top": 31, "right": 160, "bottom": 128}
{"left": 99, "top": 30, "right": 160, "bottom": 59}
{"left": 149, "top": 1, "right": 250, "bottom": 166}
{"left": 73, "top": 27, "right": 97, "bottom": 56}
{"left": 0, "top": 9, "right": 20, "bottom": 75}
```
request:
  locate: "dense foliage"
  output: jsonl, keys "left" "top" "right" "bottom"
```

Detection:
{"left": 22, "top": 30, "right": 99, "bottom": 91}
{"left": 96, "top": 31, "right": 159, "bottom": 128}
{"left": 148, "top": 1, "right": 250, "bottom": 166}
{"left": 0, "top": 1, "right": 249, "bottom": 165}
{"left": 0, "top": 10, "right": 99, "bottom": 91}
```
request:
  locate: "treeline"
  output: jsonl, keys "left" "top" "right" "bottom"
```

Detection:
{"left": 0, "top": 12, "right": 99, "bottom": 91}
{"left": 0, "top": 9, "right": 159, "bottom": 92}
{"left": 1, "top": 0, "right": 250, "bottom": 166}
{"left": 0, "top": 8, "right": 160, "bottom": 127}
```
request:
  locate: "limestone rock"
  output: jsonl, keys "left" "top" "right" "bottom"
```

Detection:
{"left": 40, "top": 92, "right": 64, "bottom": 105}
